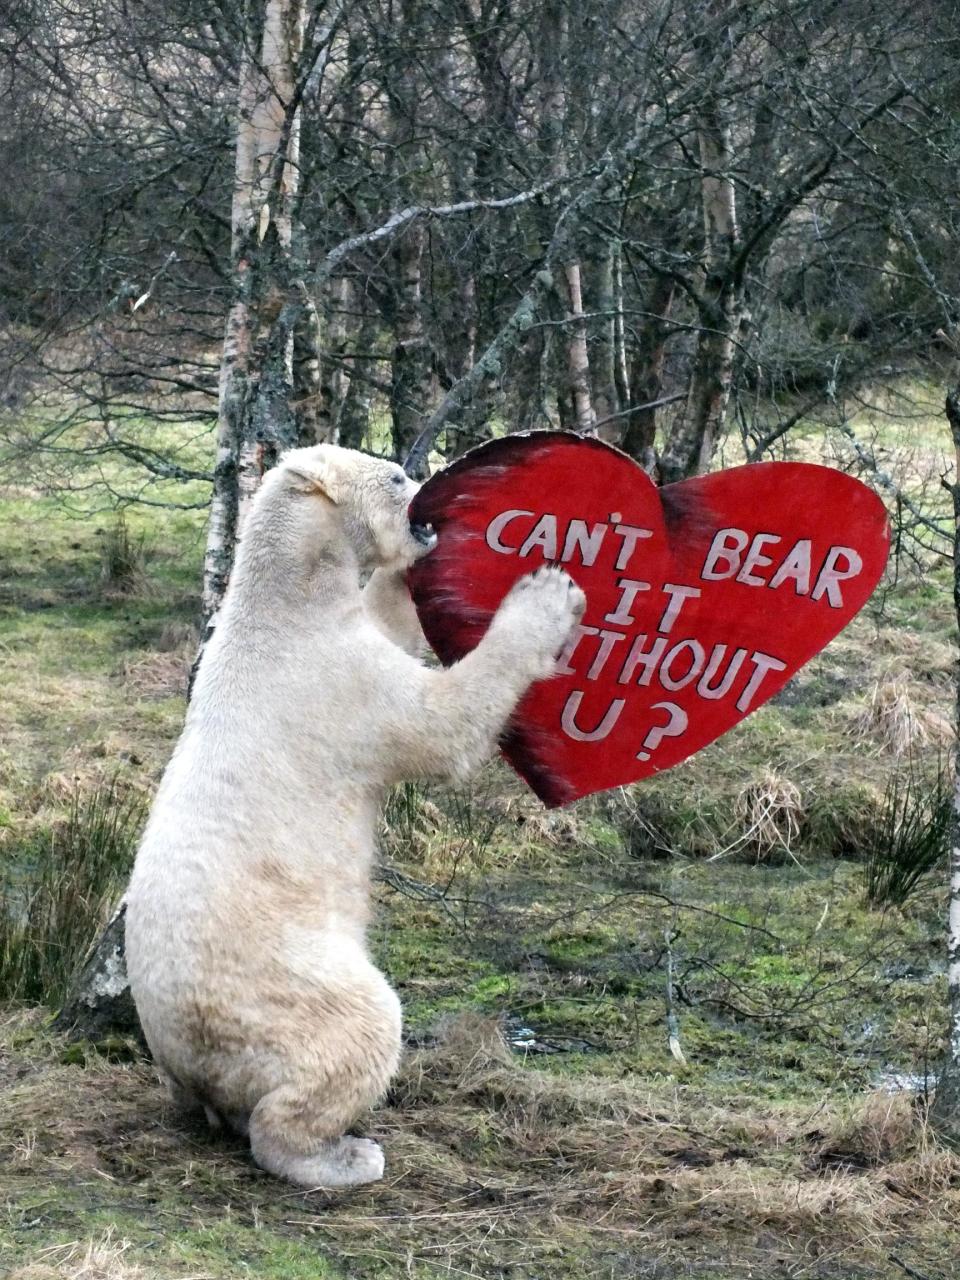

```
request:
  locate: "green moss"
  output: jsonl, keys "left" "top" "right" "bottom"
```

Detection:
{"left": 578, "top": 815, "right": 622, "bottom": 855}
{"left": 805, "top": 781, "right": 882, "bottom": 858}
{"left": 542, "top": 927, "right": 618, "bottom": 963}
{"left": 732, "top": 953, "right": 817, "bottom": 991}
{"left": 468, "top": 973, "right": 516, "bottom": 1003}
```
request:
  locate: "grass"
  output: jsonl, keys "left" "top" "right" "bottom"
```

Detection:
{"left": 0, "top": 394, "right": 958, "bottom": 1276}
{"left": 97, "top": 513, "right": 146, "bottom": 598}
{"left": 863, "top": 756, "right": 952, "bottom": 909}
{"left": 0, "top": 781, "right": 146, "bottom": 1005}
{"left": 0, "top": 486, "right": 204, "bottom": 832}
{"left": 2, "top": 1006, "right": 959, "bottom": 1279}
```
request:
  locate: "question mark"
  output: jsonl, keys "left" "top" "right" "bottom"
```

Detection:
{"left": 636, "top": 702, "right": 688, "bottom": 761}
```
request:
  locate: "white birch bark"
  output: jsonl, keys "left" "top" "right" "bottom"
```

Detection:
{"left": 692, "top": 112, "right": 740, "bottom": 468}
{"left": 53, "top": 903, "right": 140, "bottom": 1042}
{"left": 201, "top": 293, "right": 249, "bottom": 621}
{"left": 202, "top": 0, "right": 306, "bottom": 621}
{"left": 235, "top": 0, "right": 304, "bottom": 532}
{"left": 592, "top": 242, "right": 620, "bottom": 442}
{"left": 564, "top": 261, "right": 596, "bottom": 434}
{"left": 314, "top": 275, "right": 347, "bottom": 444}
{"left": 933, "top": 389, "right": 960, "bottom": 1134}
{"left": 293, "top": 284, "right": 324, "bottom": 445}
{"left": 613, "top": 243, "right": 630, "bottom": 420}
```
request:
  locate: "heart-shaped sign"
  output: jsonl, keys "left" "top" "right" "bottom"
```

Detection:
{"left": 407, "top": 433, "right": 889, "bottom": 807}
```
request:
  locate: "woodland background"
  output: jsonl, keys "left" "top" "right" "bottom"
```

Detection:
{"left": 3, "top": 2, "right": 960, "bottom": 1277}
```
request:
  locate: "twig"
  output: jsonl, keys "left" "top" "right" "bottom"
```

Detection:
{"left": 833, "top": 417, "right": 951, "bottom": 544}
{"left": 130, "top": 250, "right": 178, "bottom": 313}
{"left": 531, "top": 885, "right": 784, "bottom": 945}
{"left": 374, "top": 864, "right": 473, "bottom": 937}
{"left": 587, "top": 394, "right": 686, "bottom": 435}
{"left": 889, "top": 1256, "right": 935, "bottom": 1280}
{"left": 664, "top": 924, "right": 688, "bottom": 1068}
{"left": 317, "top": 184, "right": 558, "bottom": 283}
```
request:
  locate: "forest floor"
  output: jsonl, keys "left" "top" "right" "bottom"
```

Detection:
{"left": 2, "top": 395, "right": 960, "bottom": 1278}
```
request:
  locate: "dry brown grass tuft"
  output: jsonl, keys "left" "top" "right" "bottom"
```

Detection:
{"left": 395, "top": 1013, "right": 649, "bottom": 1124}
{"left": 9, "top": 1235, "right": 138, "bottom": 1280}
{"left": 659, "top": 1159, "right": 886, "bottom": 1232}
{"left": 854, "top": 674, "right": 952, "bottom": 756}
{"left": 383, "top": 784, "right": 509, "bottom": 879}
{"left": 489, "top": 790, "right": 585, "bottom": 852}
{"left": 875, "top": 627, "right": 955, "bottom": 677}
{"left": 97, "top": 514, "right": 147, "bottom": 600}
{"left": 119, "top": 651, "right": 191, "bottom": 701}
{"left": 818, "top": 1089, "right": 937, "bottom": 1168}
{"left": 7, "top": 1231, "right": 183, "bottom": 1280}
{"left": 733, "top": 767, "right": 804, "bottom": 860}
{"left": 153, "top": 622, "right": 198, "bottom": 654}
{"left": 33, "top": 749, "right": 149, "bottom": 809}
{"left": 118, "top": 623, "right": 196, "bottom": 702}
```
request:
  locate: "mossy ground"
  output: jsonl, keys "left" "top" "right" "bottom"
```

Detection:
{"left": 1, "top": 398, "right": 959, "bottom": 1277}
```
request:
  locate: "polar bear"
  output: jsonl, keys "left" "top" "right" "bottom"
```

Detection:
{"left": 124, "top": 443, "right": 584, "bottom": 1189}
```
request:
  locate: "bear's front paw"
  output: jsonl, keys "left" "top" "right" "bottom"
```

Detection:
{"left": 494, "top": 566, "right": 586, "bottom": 678}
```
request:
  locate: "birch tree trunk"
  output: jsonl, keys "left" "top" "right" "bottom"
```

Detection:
{"left": 61, "top": 0, "right": 314, "bottom": 1041}
{"left": 932, "top": 385, "right": 960, "bottom": 1137}
{"left": 563, "top": 261, "right": 596, "bottom": 434}
{"left": 443, "top": 274, "right": 485, "bottom": 457}
{"left": 202, "top": 0, "right": 307, "bottom": 622}
{"left": 591, "top": 241, "right": 620, "bottom": 441}
{"left": 315, "top": 275, "right": 348, "bottom": 444}
{"left": 508, "top": 0, "right": 564, "bottom": 439}
{"left": 384, "top": 11, "right": 435, "bottom": 470}
{"left": 537, "top": 2, "right": 594, "bottom": 436}
{"left": 293, "top": 287, "right": 323, "bottom": 446}
{"left": 659, "top": 99, "right": 743, "bottom": 484}
{"left": 447, "top": 0, "right": 513, "bottom": 453}
{"left": 514, "top": 321, "right": 550, "bottom": 433}
{"left": 53, "top": 904, "right": 141, "bottom": 1041}
{"left": 613, "top": 243, "right": 630, "bottom": 415}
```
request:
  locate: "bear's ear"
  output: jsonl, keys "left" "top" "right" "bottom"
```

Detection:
{"left": 282, "top": 449, "right": 344, "bottom": 505}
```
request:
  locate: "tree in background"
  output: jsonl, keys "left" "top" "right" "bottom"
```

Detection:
{"left": 935, "top": 386, "right": 960, "bottom": 1140}
{"left": 3, "top": 1, "right": 957, "bottom": 535}
{"left": 204, "top": 0, "right": 330, "bottom": 618}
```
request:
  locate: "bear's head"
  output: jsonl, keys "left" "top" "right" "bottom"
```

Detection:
{"left": 275, "top": 444, "right": 437, "bottom": 572}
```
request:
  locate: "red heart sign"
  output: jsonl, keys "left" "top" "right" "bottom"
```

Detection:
{"left": 407, "top": 433, "right": 889, "bottom": 807}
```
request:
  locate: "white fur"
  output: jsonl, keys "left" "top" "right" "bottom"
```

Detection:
{"left": 125, "top": 443, "right": 585, "bottom": 1189}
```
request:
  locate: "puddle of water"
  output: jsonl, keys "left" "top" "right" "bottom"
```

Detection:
{"left": 503, "top": 1014, "right": 602, "bottom": 1056}
{"left": 507, "top": 1023, "right": 537, "bottom": 1049}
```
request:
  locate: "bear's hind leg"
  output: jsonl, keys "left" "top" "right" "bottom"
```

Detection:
{"left": 161, "top": 1069, "right": 229, "bottom": 1133}
{"left": 248, "top": 962, "right": 401, "bottom": 1189}
{"left": 249, "top": 1084, "right": 386, "bottom": 1188}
